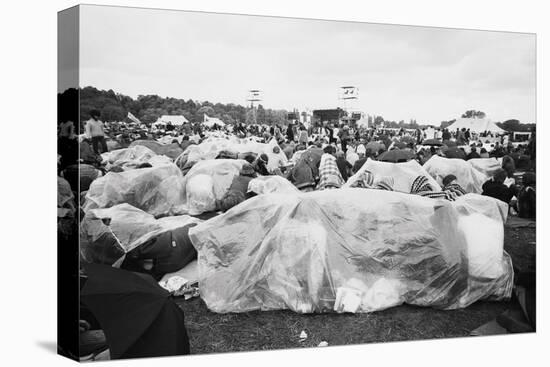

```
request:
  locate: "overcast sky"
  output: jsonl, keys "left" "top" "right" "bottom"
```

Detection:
{"left": 78, "top": 5, "right": 536, "bottom": 124}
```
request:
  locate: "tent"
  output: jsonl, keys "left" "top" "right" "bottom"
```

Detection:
{"left": 203, "top": 114, "right": 225, "bottom": 128}
{"left": 153, "top": 115, "right": 188, "bottom": 126}
{"left": 447, "top": 118, "right": 505, "bottom": 134}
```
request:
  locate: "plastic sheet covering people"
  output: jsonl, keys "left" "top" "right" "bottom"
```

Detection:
{"left": 80, "top": 263, "right": 190, "bottom": 359}
{"left": 344, "top": 158, "right": 440, "bottom": 193}
{"left": 102, "top": 145, "right": 172, "bottom": 171}
{"left": 174, "top": 136, "right": 288, "bottom": 171}
{"left": 423, "top": 155, "right": 488, "bottom": 193}
{"left": 188, "top": 189, "right": 513, "bottom": 314}
{"left": 83, "top": 164, "right": 187, "bottom": 218}
{"left": 80, "top": 203, "right": 201, "bottom": 272}
{"left": 58, "top": 176, "right": 77, "bottom": 240}
{"left": 129, "top": 139, "right": 183, "bottom": 159}
{"left": 183, "top": 159, "right": 247, "bottom": 215}
{"left": 248, "top": 175, "right": 300, "bottom": 195}
{"left": 468, "top": 158, "right": 502, "bottom": 178}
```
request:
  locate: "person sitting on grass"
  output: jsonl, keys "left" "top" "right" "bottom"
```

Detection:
{"left": 253, "top": 153, "right": 270, "bottom": 176}
{"left": 352, "top": 150, "right": 368, "bottom": 174}
{"left": 467, "top": 146, "right": 481, "bottom": 160}
{"left": 502, "top": 155, "right": 516, "bottom": 179}
{"left": 442, "top": 174, "right": 467, "bottom": 197}
{"left": 335, "top": 150, "right": 352, "bottom": 182}
{"left": 318, "top": 145, "right": 344, "bottom": 190}
{"left": 479, "top": 147, "right": 490, "bottom": 158}
{"left": 481, "top": 168, "right": 517, "bottom": 204}
{"left": 517, "top": 172, "right": 536, "bottom": 219}
{"left": 409, "top": 175, "right": 465, "bottom": 201}
{"left": 228, "top": 163, "right": 257, "bottom": 199}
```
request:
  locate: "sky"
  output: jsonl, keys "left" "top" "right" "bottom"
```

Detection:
{"left": 77, "top": 5, "right": 536, "bottom": 125}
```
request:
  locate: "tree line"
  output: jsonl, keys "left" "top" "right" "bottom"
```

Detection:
{"left": 72, "top": 86, "right": 289, "bottom": 127}
{"left": 58, "top": 87, "right": 534, "bottom": 132}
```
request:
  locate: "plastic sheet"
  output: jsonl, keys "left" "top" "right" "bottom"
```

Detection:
{"left": 102, "top": 145, "right": 172, "bottom": 170}
{"left": 80, "top": 203, "right": 201, "bottom": 266}
{"left": 129, "top": 140, "right": 183, "bottom": 159}
{"left": 468, "top": 158, "right": 501, "bottom": 178}
{"left": 344, "top": 158, "right": 440, "bottom": 193}
{"left": 83, "top": 163, "right": 187, "bottom": 217}
{"left": 248, "top": 176, "right": 300, "bottom": 195}
{"left": 189, "top": 189, "right": 513, "bottom": 314}
{"left": 183, "top": 159, "right": 247, "bottom": 215}
{"left": 174, "top": 137, "right": 288, "bottom": 171}
{"left": 423, "top": 155, "right": 488, "bottom": 193}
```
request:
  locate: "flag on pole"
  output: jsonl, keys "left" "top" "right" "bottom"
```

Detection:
{"left": 127, "top": 112, "right": 141, "bottom": 124}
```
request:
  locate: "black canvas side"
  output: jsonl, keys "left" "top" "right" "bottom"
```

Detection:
{"left": 57, "top": 5, "right": 80, "bottom": 361}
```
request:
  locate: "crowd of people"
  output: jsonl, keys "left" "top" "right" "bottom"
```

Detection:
{"left": 58, "top": 110, "right": 537, "bottom": 220}
{"left": 57, "top": 110, "right": 537, "bottom": 360}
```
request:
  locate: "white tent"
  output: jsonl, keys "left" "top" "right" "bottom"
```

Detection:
{"left": 203, "top": 114, "right": 225, "bottom": 127}
{"left": 153, "top": 115, "right": 188, "bottom": 126}
{"left": 447, "top": 118, "right": 505, "bottom": 134}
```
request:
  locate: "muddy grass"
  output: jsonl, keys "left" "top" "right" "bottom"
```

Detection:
{"left": 176, "top": 225, "right": 535, "bottom": 355}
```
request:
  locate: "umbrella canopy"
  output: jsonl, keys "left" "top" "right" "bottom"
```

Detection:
{"left": 365, "top": 141, "right": 385, "bottom": 153}
{"left": 399, "top": 136, "right": 415, "bottom": 145}
{"left": 442, "top": 140, "right": 457, "bottom": 147}
{"left": 422, "top": 139, "right": 443, "bottom": 146}
{"left": 377, "top": 149, "right": 416, "bottom": 163}
{"left": 80, "top": 263, "right": 190, "bottom": 359}
{"left": 442, "top": 147, "right": 467, "bottom": 159}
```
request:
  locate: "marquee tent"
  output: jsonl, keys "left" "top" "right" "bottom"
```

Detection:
{"left": 447, "top": 118, "right": 505, "bottom": 134}
{"left": 153, "top": 115, "right": 189, "bottom": 126}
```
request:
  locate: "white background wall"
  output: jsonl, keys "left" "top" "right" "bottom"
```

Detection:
{"left": 0, "top": 1, "right": 547, "bottom": 366}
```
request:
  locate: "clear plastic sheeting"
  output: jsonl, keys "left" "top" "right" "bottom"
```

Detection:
{"left": 129, "top": 140, "right": 184, "bottom": 159}
{"left": 423, "top": 155, "right": 487, "bottom": 193}
{"left": 344, "top": 158, "right": 440, "bottom": 193}
{"left": 83, "top": 163, "right": 187, "bottom": 218}
{"left": 468, "top": 158, "right": 501, "bottom": 178}
{"left": 248, "top": 176, "right": 300, "bottom": 195}
{"left": 174, "top": 137, "right": 288, "bottom": 170}
{"left": 80, "top": 203, "right": 201, "bottom": 266}
{"left": 101, "top": 145, "right": 172, "bottom": 170}
{"left": 189, "top": 189, "right": 513, "bottom": 314}
{"left": 183, "top": 159, "right": 247, "bottom": 215}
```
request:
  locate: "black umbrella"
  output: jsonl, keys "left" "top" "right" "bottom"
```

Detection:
{"left": 443, "top": 147, "right": 467, "bottom": 159}
{"left": 422, "top": 139, "right": 443, "bottom": 146}
{"left": 442, "top": 139, "right": 458, "bottom": 147}
{"left": 80, "top": 263, "right": 190, "bottom": 359}
{"left": 377, "top": 149, "right": 415, "bottom": 163}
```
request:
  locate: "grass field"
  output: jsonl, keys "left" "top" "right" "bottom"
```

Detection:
{"left": 176, "top": 225, "right": 535, "bottom": 355}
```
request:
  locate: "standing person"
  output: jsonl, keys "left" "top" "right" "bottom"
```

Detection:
{"left": 464, "top": 128, "right": 471, "bottom": 143}
{"left": 286, "top": 122, "right": 294, "bottom": 142}
{"left": 298, "top": 125, "right": 308, "bottom": 145}
{"left": 338, "top": 125, "right": 350, "bottom": 152}
{"left": 85, "top": 110, "right": 108, "bottom": 154}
